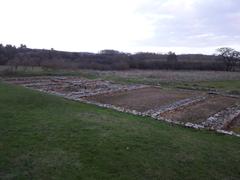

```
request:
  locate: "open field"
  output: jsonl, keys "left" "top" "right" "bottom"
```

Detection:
{"left": 1, "top": 82, "right": 240, "bottom": 179}
{"left": 84, "top": 70, "right": 240, "bottom": 94}
{"left": 94, "top": 70, "right": 240, "bottom": 83}
{"left": 194, "top": 80, "right": 240, "bottom": 93}
{"left": 1, "top": 66, "right": 240, "bottom": 82}
{"left": 1, "top": 66, "right": 240, "bottom": 93}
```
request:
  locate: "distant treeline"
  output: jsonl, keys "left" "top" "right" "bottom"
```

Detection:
{"left": 0, "top": 44, "right": 239, "bottom": 71}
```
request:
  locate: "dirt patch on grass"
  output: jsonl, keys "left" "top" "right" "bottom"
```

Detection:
{"left": 161, "top": 95, "right": 239, "bottom": 124}
{"left": 227, "top": 116, "right": 240, "bottom": 133}
{"left": 85, "top": 87, "right": 199, "bottom": 112}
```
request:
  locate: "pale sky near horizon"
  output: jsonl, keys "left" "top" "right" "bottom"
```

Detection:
{"left": 0, "top": 0, "right": 240, "bottom": 54}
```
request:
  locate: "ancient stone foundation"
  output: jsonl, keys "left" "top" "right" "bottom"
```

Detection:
{"left": 3, "top": 76, "right": 240, "bottom": 137}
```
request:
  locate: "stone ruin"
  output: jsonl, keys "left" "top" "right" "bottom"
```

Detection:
{"left": 2, "top": 76, "right": 240, "bottom": 137}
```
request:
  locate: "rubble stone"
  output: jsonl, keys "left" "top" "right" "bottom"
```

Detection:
{"left": 202, "top": 105, "right": 240, "bottom": 130}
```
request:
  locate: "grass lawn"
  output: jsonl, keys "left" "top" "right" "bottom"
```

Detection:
{"left": 197, "top": 80, "right": 240, "bottom": 92}
{"left": 174, "top": 80, "right": 240, "bottom": 95}
{"left": 0, "top": 82, "right": 240, "bottom": 179}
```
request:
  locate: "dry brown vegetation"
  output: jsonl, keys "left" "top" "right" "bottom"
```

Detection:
{"left": 92, "top": 70, "right": 240, "bottom": 83}
{"left": 228, "top": 116, "right": 240, "bottom": 133}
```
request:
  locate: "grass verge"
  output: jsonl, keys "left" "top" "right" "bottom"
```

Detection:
{"left": 0, "top": 82, "right": 240, "bottom": 179}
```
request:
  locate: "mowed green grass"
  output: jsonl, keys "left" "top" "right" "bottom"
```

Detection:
{"left": 0, "top": 83, "right": 240, "bottom": 180}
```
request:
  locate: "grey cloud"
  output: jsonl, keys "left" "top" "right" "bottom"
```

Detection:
{"left": 137, "top": 0, "right": 240, "bottom": 49}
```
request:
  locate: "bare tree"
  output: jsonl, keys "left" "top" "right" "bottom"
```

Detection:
{"left": 167, "top": 51, "right": 178, "bottom": 63}
{"left": 217, "top": 47, "right": 240, "bottom": 71}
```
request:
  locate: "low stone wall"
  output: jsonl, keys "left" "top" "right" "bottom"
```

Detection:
{"left": 144, "top": 95, "right": 207, "bottom": 118}
{"left": 202, "top": 105, "right": 240, "bottom": 130}
{"left": 3, "top": 76, "right": 240, "bottom": 137}
{"left": 77, "top": 98, "right": 240, "bottom": 137}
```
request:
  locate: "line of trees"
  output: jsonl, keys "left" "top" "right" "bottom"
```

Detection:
{"left": 0, "top": 44, "right": 239, "bottom": 71}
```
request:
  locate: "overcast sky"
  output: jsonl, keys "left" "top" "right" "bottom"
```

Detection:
{"left": 0, "top": 0, "right": 239, "bottom": 54}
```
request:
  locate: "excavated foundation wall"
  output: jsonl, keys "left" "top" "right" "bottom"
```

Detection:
{"left": 3, "top": 76, "right": 240, "bottom": 137}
